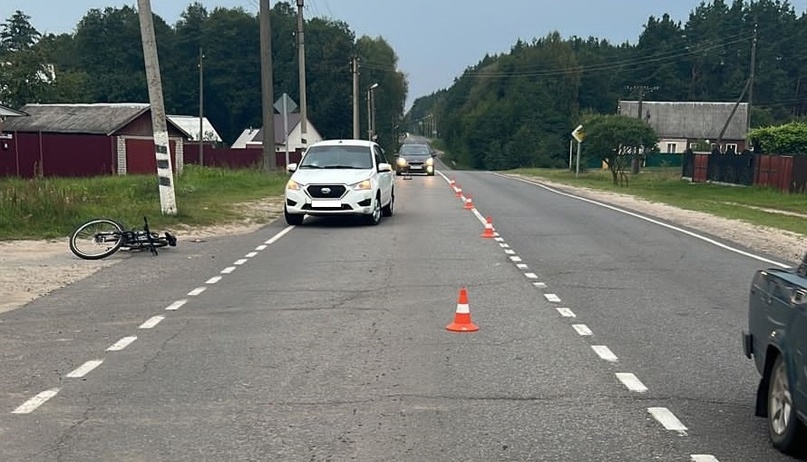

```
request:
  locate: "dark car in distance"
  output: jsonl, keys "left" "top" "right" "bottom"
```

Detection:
{"left": 743, "top": 252, "right": 807, "bottom": 455}
{"left": 394, "top": 143, "right": 435, "bottom": 176}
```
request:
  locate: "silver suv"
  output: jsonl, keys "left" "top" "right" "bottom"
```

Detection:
{"left": 284, "top": 139, "right": 395, "bottom": 226}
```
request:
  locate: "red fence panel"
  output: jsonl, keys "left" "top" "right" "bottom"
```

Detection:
{"left": 693, "top": 154, "right": 709, "bottom": 182}
{"left": 754, "top": 155, "right": 793, "bottom": 193}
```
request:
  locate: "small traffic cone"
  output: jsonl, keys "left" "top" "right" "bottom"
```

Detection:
{"left": 481, "top": 216, "right": 495, "bottom": 238}
{"left": 446, "top": 288, "right": 479, "bottom": 332}
{"left": 455, "top": 185, "right": 462, "bottom": 198}
{"left": 464, "top": 195, "right": 474, "bottom": 210}
{"left": 449, "top": 177, "right": 456, "bottom": 187}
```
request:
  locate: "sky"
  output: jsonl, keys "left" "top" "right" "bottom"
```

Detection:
{"left": 2, "top": 0, "right": 807, "bottom": 109}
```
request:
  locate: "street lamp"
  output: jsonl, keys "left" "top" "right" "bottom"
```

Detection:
{"left": 366, "top": 83, "right": 379, "bottom": 141}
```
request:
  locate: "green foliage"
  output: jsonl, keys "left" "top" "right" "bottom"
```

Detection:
{"left": 0, "top": 165, "right": 287, "bottom": 240}
{"left": 581, "top": 114, "right": 658, "bottom": 184}
{"left": 749, "top": 122, "right": 807, "bottom": 154}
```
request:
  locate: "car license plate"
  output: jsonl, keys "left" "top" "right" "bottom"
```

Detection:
{"left": 410, "top": 165, "right": 423, "bottom": 170}
{"left": 311, "top": 200, "right": 341, "bottom": 208}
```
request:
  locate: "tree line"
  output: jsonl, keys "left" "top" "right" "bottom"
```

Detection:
{"left": 0, "top": 2, "right": 407, "bottom": 150}
{"left": 410, "top": 0, "right": 807, "bottom": 170}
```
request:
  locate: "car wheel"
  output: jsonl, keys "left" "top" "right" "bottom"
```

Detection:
{"left": 382, "top": 190, "right": 394, "bottom": 217}
{"left": 364, "top": 194, "right": 382, "bottom": 226}
{"left": 284, "top": 206, "right": 304, "bottom": 226}
{"left": 768, "top": 355, "right": 804, "bottom": 453}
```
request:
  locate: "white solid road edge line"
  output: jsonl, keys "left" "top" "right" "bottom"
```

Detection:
{"left": 648, "top": 407, "right": 688, "bottom": 433}
{"left": 591, "top": 345, "right": 618, "bottom": 362}
{"left": 66, "top": 360, "right": 104, "bottom": 378}
{"left": 691, "top": 455, "right": 719, "bottom": 462}
{"left": 139, "top": 315, "right": 165, "bottom": 329}
{"left": 616, "top": 373, "right": 648, "bottom": 393}
{"left": 106, "top": 336, "right": 137, "bottom": 352}
{"left": 12, "top": 388, "right": 59, "bottom": 414}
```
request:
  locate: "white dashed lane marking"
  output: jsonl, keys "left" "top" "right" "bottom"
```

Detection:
{"left": 524, "top": 273, "right": 538, "bottom": 280}
{"left": 221, "top": 266, "right": 236, "bottom": 274}
{"left": 234, "top": 259, "right": 248, "bottom": 265}
{"left": 616, "top": 373, "right": 648, "bottom": 393}
{"left": 106, "top": 336, "right": 137, "bottom": 352}
{"left": 139, "top": 316, "right": 165, "bottom": 329}
{"left": 572, "top": 324, "right": 593, "bottom": 336}
{"left": 504, "top": 249, "right": 516, "bottom": 255}
{"left": 509, "top": 256, "right": 522, "bottom": 262}
{"left": 206, "top": 276, "right": 222, "bottom": 284}
{"left": 591, "top": 345, "right": 618, "bottom": 362}
{"left": 533, "top": 282, "right": 547, "bottom": 289}
{"left": 66, "top": 360, "right": 103, "bottom": 378}
{"left": 165, "top": 300, "right": 187, "bottom": 311}
{"left": 691, "top": 455, "right": 719, "bottom": 462}
{"left": 12, "top": 389, "right": 59, "bottom": 414}
{"left": 648, "top": 407, "right": 688, "bottom": 433}
{"left": 556, "top": 307, "right": 576, "bottom": 318}
{"left": 544, "top": 294, "right": 561, "bottom": 303}
{"left": 188, "top": 287, "right": 206, "bottom": 296}
{"left": 255, "top": 245, "right": 268, "bottom": 251}
{"left": 245, "top": 252, "right": 258, "bottom": 258}
{"left": 516, "top": 264, "right": 529, "bottom": 270}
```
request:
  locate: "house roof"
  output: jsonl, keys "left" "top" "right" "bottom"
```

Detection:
{"left": 251, "top": 113, "right": 303, "bottom": 144}
{"left": 0, "top": 104, "right": 27, "bottom": 117}
{"left": 618, "top": 101, "right": 749, "bottom": 141}
{"left": 167, "top": 115, "right": 223, "bottom": 142}
{"left": 1, "top": 103, "right": 190, "bottom": 137}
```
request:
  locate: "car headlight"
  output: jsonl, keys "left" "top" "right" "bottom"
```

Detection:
{"left": 425, "top": 158, "right": 434, "bottom": 166}
{"left": 352, "top": 179, "right": 373, "bottom": 191}
{"left": 286, "top": 179, "right": 302, "bottom": 191}
{"left": 396, "top": 157, "right": 407, "bottom": 167}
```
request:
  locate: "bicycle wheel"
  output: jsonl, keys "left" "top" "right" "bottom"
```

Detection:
{"left": 69, "top": 218, "right": 125, "bottom": 260}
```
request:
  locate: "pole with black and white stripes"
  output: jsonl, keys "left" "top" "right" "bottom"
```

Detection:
{"left": 137, "top": 0, "right": 177, "bottom": 215}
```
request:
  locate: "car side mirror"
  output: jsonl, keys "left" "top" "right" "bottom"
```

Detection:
{"left": 287, "top": 163, "right": 298, "bottom": 173}
{"left": 378, "top": 162, "right": 392, "bottom": 173}
{"left": 791, "top": 289, "right": 807, "bottom": 306}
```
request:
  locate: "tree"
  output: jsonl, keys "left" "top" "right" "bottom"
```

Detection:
{"left": 0, "top": 11, "right": 48, "bottom": 108}
{"left": 582, "top": 114, "right": 658, "bottom": 185}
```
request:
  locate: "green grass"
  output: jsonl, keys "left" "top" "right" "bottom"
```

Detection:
{"left": 511, "top": 167, "right": 807, "bottom": 237}
{"left": 0, "top": 165, "right": 287, "bottom": 240}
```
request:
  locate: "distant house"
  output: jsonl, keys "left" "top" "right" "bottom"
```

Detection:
{"left": 618, "top": 101, "right": 749, "bottom": 154}
{"left": 0, "top": 104, "right": 28, "bottom": 150}
{"left": 0, "top": 103, "right": 192, "bottom": 177}
{"left": 232, "top": 113, "right": 323, "bottom": 164}
{"left": 167, "top": 115, "right": 223, "bottom": 143}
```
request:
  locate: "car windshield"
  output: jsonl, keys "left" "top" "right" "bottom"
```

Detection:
{"left": 299, "top": 145, "right": 374, "bottom": 170}
{"left": 400, "top": 145, "right": 431, "bottom": 157}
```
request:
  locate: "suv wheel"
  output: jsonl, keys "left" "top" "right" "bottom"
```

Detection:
{"left": 768, "top": 355, "right": 805, "bottom": 453}
{"left": 284, "top": 206, "right": 304, "bottom": 226}
{"left": 364, "top": 195, "right": 382, "bottom": 226}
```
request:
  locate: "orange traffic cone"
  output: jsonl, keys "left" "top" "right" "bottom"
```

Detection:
{"left": 455, "top": 185, "right": 462, "bottom": 198}
{"left": 464, "top": 195, "right": 474, "bottom": 210}
{"left": 446, "top": 288, "right": 479, "bottom": 332}
{"left": 481, "top": 217, "right": 495, "bottom": 238}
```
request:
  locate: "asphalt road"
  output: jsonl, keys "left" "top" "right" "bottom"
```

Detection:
{"left": 0, "top": 160, "right": 803, "bottom": 461}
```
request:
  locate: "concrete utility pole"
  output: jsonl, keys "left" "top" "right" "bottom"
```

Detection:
{"left": 352, "top": 57, "right": 360, "bottom": 139}
{"left": 747, "top": 23, "right": 758, "bottom": 134}
{"left": 626, "top": 84, "right": 658, "bottom": 174}
{"left": 296, "top": 0, "right": 308, "bottom": 145}
{"left": 259, "top": 0, "right": 275, "bottom": 170}
{"left": 198, "top": 46, "right": 204, "bottom": 167}
{"left": 137, "top": 0, "right": 177, "bottom": 215}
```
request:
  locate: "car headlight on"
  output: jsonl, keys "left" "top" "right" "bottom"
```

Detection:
{"left": 396, "top": 157, "right": 407, "bottom": 167}
{"left": 425, "top": 158, "right": 434, "bottom": 166}
{"left": 286, "top": 179, "right": 302, "bottom": 191}
{"left": 352, "top": 179, "right": 373, "bottom": 191}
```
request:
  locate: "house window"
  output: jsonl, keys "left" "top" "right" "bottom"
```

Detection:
{"left": 726, "top": 143, "right": 738, "bottom": 153}
{"left": 666, "top": 143, "right": 677, "bottom": 153}
{"left": 689, "top": 143, "right": 698, "bottom": 150}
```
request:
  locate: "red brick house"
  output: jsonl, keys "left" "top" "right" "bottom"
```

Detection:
{"left": 0, "top": 103, "right": 191, "bottom": 178}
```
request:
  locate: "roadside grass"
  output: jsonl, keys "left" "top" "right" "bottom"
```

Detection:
{"left": 0, "top": 165, "right": 287, "bottom": 240}
{"left": 511, "top": 167, "right": 807, "bottom": 237}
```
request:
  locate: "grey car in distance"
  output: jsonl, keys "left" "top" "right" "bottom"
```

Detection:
{"left": 743, "top": 253, "right": 807, "bottom": 455}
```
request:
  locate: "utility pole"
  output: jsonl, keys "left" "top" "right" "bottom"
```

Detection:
{"left": 366, "top": 87, "right": 372, "bottom": 140}
{"left": 747, "top": 22, "right": 758, "bottom": 134}
{"left": 137, "top": 0, "right": 177, "bottom": 215}
{"left": 198, "top": 46, "right": 204, "bottom": 167}
{"left": 296, "top": 0, "right": 308, "bottom": 145}
{"left": 259, "top": 0, "right": 275, "bottom": 171}
{"left": 626, "top": 84, "right": 658, "bottom": 173}
{"left": 352, "top": 57, "right": 360, "bottom": 139}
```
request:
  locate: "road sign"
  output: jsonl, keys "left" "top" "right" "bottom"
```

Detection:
{"left": 274, "top": 93, "right": 297, "bottom": 114}
{"left": 572, "top": 124, "right": 585, "bottom": 143}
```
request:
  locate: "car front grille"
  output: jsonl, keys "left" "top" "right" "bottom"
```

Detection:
{"left": 307, "top": 184, "right": 347, "bottom": 199}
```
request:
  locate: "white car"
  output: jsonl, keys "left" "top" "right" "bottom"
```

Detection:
{"left": 284, "top": 139, "right": 395, "bottom": 226}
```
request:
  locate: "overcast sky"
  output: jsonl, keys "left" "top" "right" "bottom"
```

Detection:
{"left": 2, "top": 0, "right": 806, "bottom": 108}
